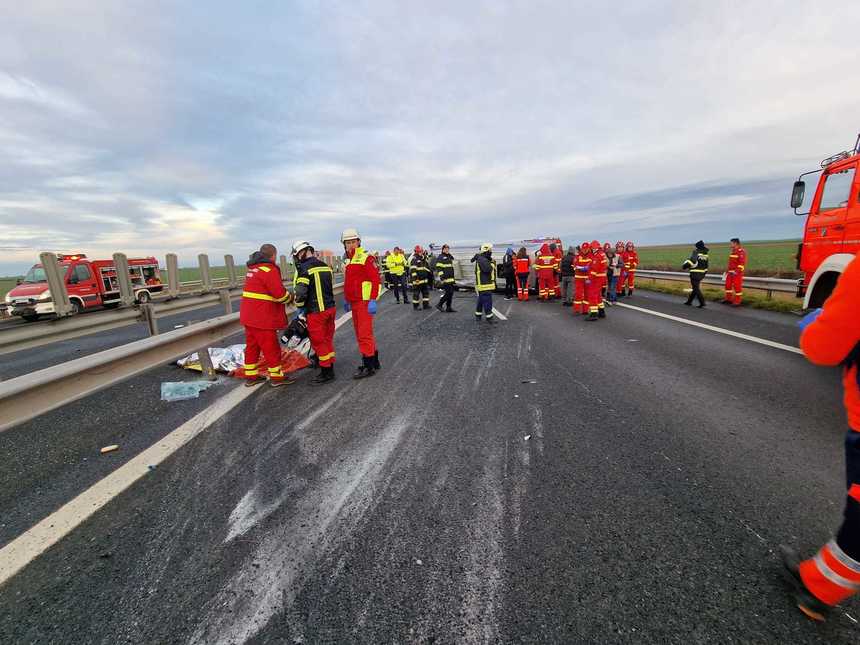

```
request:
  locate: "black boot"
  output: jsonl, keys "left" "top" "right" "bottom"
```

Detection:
{"left": 353, "top": 356, "right": 376, "bottom": 379}
{"left": 446, "top": 307, "right": 456, "bottom": 313}
{"left": 413, "top": 303, "right": 419, "bottom": 310}
{"left": 311, "top": 366, "right": 336, "bottom": 385}
{"left": 779, "top": 545, "right": 830, "bottom": 622}
{"left": 587, "top": 312, "right": 598, "bottom": 321}
{"left": 683, "top": 299, "right": 692, "bottom": 306}
{"left": 436, "top": 302, "right": 444, "bottom": 312}
{"left": 598, "top": 308, "right": 606, "bottom": 318}
{"left": 373, "top": 351, "right": 381, "bottom": 370}
{"left": 423, "top": 303, "right": 431, "bottom": 310}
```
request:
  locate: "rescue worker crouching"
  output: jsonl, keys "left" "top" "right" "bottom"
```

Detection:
{"left": 292, "top": 240, "right": 337, "bottom": 385}
{"left": 472, "top": 243, "right": 496, "bottom": 323}
{"left": 435, "top": 244, "right": 457, "bottom": 313}
{"left": 410, "top": 246, "right": 432, "bottom": 310}
{"left": 341, "top": 228, "right": 381, "bottom": 379}
{"left": 239, "top": 243, "right": 294, "bottom": 387}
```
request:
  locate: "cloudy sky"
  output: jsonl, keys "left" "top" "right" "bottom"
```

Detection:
{"left": 1, "top": 1, "right": 859, "bottom": 274}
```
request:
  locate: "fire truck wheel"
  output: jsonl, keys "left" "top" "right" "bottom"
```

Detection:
{"left": 70, "top": 300, "right": 82, "bottom": 315}
{"left": 137, "top": 291, "right": 151, "bottom": 304}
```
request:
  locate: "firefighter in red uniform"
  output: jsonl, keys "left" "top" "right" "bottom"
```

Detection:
{"left": 723, "top": 237, "right": 747, "bottom": 306}
{"left": 341, "top": 228, "right": 381, "bottom": 379}
{"left": 292, "top": 241, "right": 337, "bottom": 385}
{"left": 551, "top": 242, "right": 563, "bottom": 299}
{"left": 515, "top": 247, "right": 531, "bottom": 301}
{"left": 624, "top": 241, "right": 638, "bottom": 296}
{"left": 573, "top": 241, "right": 592, "bottom": 315}
{"left": 239, "top": 244, "right": 293, "bottom": 387}
{"left": 536, "top": 243, "right": 556, "bottom": 301}
{"left": 781, "top": 253, "right": 860, "bottom": 621}
{"left": 587, "top": 239, "right": 607, "bottom": 321}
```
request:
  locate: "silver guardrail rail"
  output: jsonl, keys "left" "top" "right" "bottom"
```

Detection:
{"left": 633, "top": 270, "right": 798, "bottom": 298}
{"left": 0, "top": 283, "right": 344, "bottom": 433}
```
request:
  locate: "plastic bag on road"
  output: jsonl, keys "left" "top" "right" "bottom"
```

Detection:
{"left": 161, "top": 380, "right": 217, "bottom": 402}
{"left": 177, "top": 344, "right": 246, "bottom": 373}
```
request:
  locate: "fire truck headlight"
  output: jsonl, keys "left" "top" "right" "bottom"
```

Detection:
{"left": 3, "top": 292, "right": 11, "bottom": 304}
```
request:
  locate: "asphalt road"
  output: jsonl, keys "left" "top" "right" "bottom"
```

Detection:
{"left": 0, "top": 288, "right": 857, "bottom": 643}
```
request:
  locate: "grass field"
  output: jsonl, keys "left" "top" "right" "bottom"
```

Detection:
{"left": 635, "top": 240, "right": 800, "bottom": 278}
{"left": 0, "top": 277, "right": 22, "bottom": 301}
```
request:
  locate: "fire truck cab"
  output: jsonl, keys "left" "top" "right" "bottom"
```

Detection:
{"left": 791, "top": 134, "right": 860, "bottom": 309}
{"left": 4, "top": 254, "right": 163, "bottom": 322}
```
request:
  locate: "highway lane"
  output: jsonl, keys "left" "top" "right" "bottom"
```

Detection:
{"left": 0, "top": 290, "right": 857, "bottom": 643}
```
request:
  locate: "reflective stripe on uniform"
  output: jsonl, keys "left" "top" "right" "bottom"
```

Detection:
{"left": 243, "top": 291, "right": 276, "bottom": 301}
{"left": 317, "top": 351, "right": 336, "bottom": 362}
{"left": 258, "top": 266, "right": 271, "bottom": 272}
{"left": 799, "top": 541, "right": 860, "bottom": 606}
{"left": 308, "top": 265, "right": 332, "bottom": 311}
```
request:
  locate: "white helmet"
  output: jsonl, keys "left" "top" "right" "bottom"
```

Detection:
{"left": 292, "top": 240, "right": 313, "bottom": 257}
{"left": 480, "top": 242, "right": 492, "bottom": 253}
{"left": 341, "top": 228, "right": 360, "bottom": 243}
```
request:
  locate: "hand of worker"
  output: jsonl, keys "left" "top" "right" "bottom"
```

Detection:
{"left": 368, "top": 300, "right": 377, "bottom": 315}
{"left": 797, "top": 307, "right": 823, "bottom": 331}
{"left": 295, "top": 307, "right": 306, "bottom": 317}
{"left": 343, "top": 301, "right": 351, "bottom": 313}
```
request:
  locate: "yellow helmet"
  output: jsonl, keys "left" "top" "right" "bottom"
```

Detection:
{"left": 480, "top": 243, "right": 492, "bottom": 253}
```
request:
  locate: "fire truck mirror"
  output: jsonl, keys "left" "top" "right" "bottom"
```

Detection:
{"left": 791, "top": 180, "right": 806, "bottom": 210}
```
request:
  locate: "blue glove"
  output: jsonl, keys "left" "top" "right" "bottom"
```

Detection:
{"left": 797, "top": 308, "right": 822, "bottom": 331}
{"left": 296, "top": 307, "right": 306, "bottom": 316}
{"left": 368, "top": 300, "right": 377, "bottom": 315}
{"left": 343, "top": 301, "right": 351, "bottom": 313}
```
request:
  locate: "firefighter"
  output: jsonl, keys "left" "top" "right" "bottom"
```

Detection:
{"left": 587, "top": 239, "right": 607, "bottom": 321}
{"left": 624, "top": 241, "right": 638, "bottom": 296}
{"left": 560, "top": 246, "right": 576, "bottom": 306}
{"left": 385, "top": 246, "right": 409, "bottom": 304}
{"left": 573, "top": 242, "right": 592, "bottom": 315}
{"left": 615, "top": 241, "right": 626, "bottom": 298}
{"left": 551, "top": 242, "right": 563, "bottom": 299}
{"left": 292, "top": 241, "right": 336, "bottom": 385}
{"left": 410, "top": 246, "right": 432, "bottom": 310}
{"left": 536, "top": 243, "right": 556, "bottom": 301}
{"left": 435, "top": 244, "right": 457, "bottom": 312}
{"left": 780, "top": 253, "right": 860, "bottom": 622}
{"left": 341, "top": 228, "right": 381, "bottom": 379}
{"left": 515, "top": 247, "right": 531, "bottom": 301}
{"left": 239, "top": 244, "right": 294, "bottom": 387}
{"left": 472, "top": 243, "right": 496, "bottom": 322}
{"left": 682, "top": 240, "right": 709, "bottom": 307}
{"left": 723, "top": 237, "right": 747, "bottom": 307}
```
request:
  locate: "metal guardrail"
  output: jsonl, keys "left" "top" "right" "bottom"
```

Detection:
{"left": 0, "top": 284, "right": 344, "bottom": 432}
{"left": 633, "top": 270, "right": 798, "bottom": 298}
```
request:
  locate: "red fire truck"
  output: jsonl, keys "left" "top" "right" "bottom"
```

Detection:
{"left": 791, "top": 134, "right": 860, "bottom": 308}
{"left": 4, "top": 254, "right": 164, "bottom": 321}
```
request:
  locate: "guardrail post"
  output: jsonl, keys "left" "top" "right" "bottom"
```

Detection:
{"left": 220, "top": 290, "right": 233, "bottom": 314}
{"left": 279, "top": 255, "right": 290, "bottom": 282}
{"left": 197, "top": 346, "right": 217, "bottom": 380}
{"left": 140, "top": 303, "right": 159, "bottom": 336}
{"left": 225, "top": 254, "right": 237, "bottom": 288}
{"left": 112, "top": 253, "right": 135, "bottom": 307}
{"left": 39, "top": 252, "right": 74, "bottom": 317}
{"left": 166, "top": 253, "right": 180, "bottom": 299}
{"left": 198, "top": 254, "right": 212, "bottom": 293}
{"left": 766, "top": 288, "right": 772, "bottom": 300}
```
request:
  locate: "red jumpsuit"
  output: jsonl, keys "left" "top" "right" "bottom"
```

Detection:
{"left": 625, "top": 247, "right": 638, "bottom": 293}
{"left": 795, "top": 254, "right": 860, "bottom": 609}
{"left": 573, "top": 251, "right": 591, "bottom": 314}
{"left": 535, "top": 243, "right": 556, "bottom": 300}
{"left": 239, "top": 259, "right": 292, "bottom": 381}
{"left": 589, "top": 250, "right": 608, "bottom": 316}
{"left": 344, "top": 246, "right": 381, "bottom": 358}
{"left": 725, "top": 246, "right": 747, "bottom": 305}
{"left": 515, "top": 256, "right": 531, "bottom": 300}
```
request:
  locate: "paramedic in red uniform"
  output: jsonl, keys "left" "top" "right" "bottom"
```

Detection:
{"left": 723, "top": 237, "right": 747, "bottom": 306}
{"left": 292, "top": 240, "right": 337, "bottom": 385}
{"left": 341, "top": 228, "right": 381, "bottom": 379}
{"left": 587, "top": 239, "right": 607, "bottom": 321}
{"left": 573, "top": 241, "right": 592, "bottom": 315}
{"left": 239, "top": 244, "right": 293, "bottom": 387}
{"left": 536, "top": 243, "right": 556, "bottom": 301}
{"left": 624, "top": 241, "right": 638, "bottom": 296}
{"left": 515, "top": 247, "right": 531, "bottom": 301}
{"left": 781, "top": 253, "right": 860, "bottom": 621}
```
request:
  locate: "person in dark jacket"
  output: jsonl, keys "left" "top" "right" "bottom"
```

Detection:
{"left": 501, "top": 247, "right": 516, "bottom": 300}
{"left": 434, "top": 244, "right": 457, "bottom": 312}
{"left": 472, "top": 243, "right": 497, "bottom": 323}
{"left": 292, "top": 240, "right": 337, "bottom": 384}
{"left": 410, "top": 246, "right": 432, "bottom": 310}
{"left": 560, "top": 246, "right": 576, "bottom": 306}
{"left": 682, "top": 240, "right": 709, "bottom": 308}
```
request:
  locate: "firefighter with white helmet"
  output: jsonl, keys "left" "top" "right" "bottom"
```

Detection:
{"left": 291, "top": 240, "right": 337, "bottom": 385}
{"left": 341, "top": 227, "right": 381, "bottom": 378}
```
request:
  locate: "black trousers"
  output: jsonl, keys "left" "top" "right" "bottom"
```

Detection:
{"left": 392, "top": 274, "right": 408, "bottom": 302}
{"left": 686, "top": 275, "right": 705, "bottom": 306}
{"left": 412, "top": 283, "right": 430, "bottom": 308}
{"left": 438, "top": 283, "right": 455, "bottom": 310}
{"left": 504, "top": 275, "right": 515, "bottom": 297}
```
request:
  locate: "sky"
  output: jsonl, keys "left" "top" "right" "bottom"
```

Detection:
{"left": 1, "top": 1, "right": 859, "bottom": 275}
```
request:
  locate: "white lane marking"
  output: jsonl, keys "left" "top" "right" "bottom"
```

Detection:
{"left": 614, "top": 302, "right": 802, "bottom": 355}
{"left": 504, "top": 303, "right": 513, "bottom": 317}
{"left": 0, "top": 312, "right": 355, "bottom": 588}
{"left": 491, "top": 307, "right": 508, "bottom": 321}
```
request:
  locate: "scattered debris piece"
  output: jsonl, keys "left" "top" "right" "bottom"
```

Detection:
{"left": 147, "top": 465, "right": 156, "bottom": 471}
{"left": 524, "top": 435, "right": 531, "bottom": 441}
{"left": 521, "top": 379, "right": 538, "bottom": 384}
{"left": 626, "top": 339, "right": 639, "bottom": 343}
{"left": 160, "top": 380, "right": 216, "bottom": 402}
{"left": 100, "top": 445, "right": 119, "bottom": 454}
{"left": 514, "top": 394, "right": 520, "bottom": 398}
{"left": 845, "top": 612, "right": 858, "bottom": 624}
{"left": 414, "top": 559, "right": 423, "bottom": 566}
{"left": 173, "top": 324, "right": 185, "bottom": 329}
{"left": 99, "top": 552, "right": 112, "bottom": 559}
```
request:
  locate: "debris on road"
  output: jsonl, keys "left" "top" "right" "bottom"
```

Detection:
{"left": 100, "top": 444, "right": 119, "bottom": 454}
{"left": 173, "top": 324, "right": 185, "bottom": 329}
{"left": 414, "top": 558, "right": 423, "bottom": 566}
{"left": 514, "top": 394, "right": 520, "bottom": 398}
{"left": 160, "top": 380, "right": 217, "bottom": 402}
{"left": 524, "top": 435, "right": 531, "bottom": 441}
{"left": 626, "top": 339, "right": 639, "bottom": 342}
{"left": 177, "top": 344, "right": 311, "bottom": 377}
{"left": 521, "top": 379, "right": 538, "bottom": 384}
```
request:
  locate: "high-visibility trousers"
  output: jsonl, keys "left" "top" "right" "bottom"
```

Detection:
{"left": 244, "top": 326, "right": 284, "bottom": 380}
{"left": 799, "top": 430, "right": 860, "bottom": 606}
{"left": 350, "top": 300, "right": 376, "bottom": 358}
{"left": 626, "top": 269, "right": 636, "bottom": 292}
{"left": 307, "top": 307, "right": 336, "bottom": 367}
{"left": 537, "top": 271, "right": 554, "bottom": 299}
{"left": 586, "top": 280, "right": 603, "bottom": 314}
{"left": 516, "top": 273, "right": 529, "bottom": 300}
{"left": 617, "top": 271, "right": 626, "bottom": 294}
{"left": 725, "top": 271, "right": 744, "bottom": 304}
{"left": 553, "top": 272, "right": 561, "bottom": 297}
{"left": 573, "top": 278, "right": 588, "bottom": 314}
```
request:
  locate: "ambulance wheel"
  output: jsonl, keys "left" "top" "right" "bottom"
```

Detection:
{"left": 22, "top": 314, "right": 39, "bottom": 322}
{"left": 137, "top": 291, "right": 151, "bottom": 304}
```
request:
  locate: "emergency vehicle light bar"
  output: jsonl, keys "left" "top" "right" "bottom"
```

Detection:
{"left": 55, "top": 253, "right": 87, "bottom": 261}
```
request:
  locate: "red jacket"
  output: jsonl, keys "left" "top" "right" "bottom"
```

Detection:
{"left": 590, "top": 250, "right": 608, "bottom": 281}
{"left": 623, "top": 250, "right": 639, "bottom": 271}
{"left": 515, "top": 256, "right": 530, "bottom": 274}
{"left": 536, "top": 243, "right": 555, "bottom": 273}
{"left": 239, "top": 255, "right": 291, "bottom": 329}
{"left": 344, "top": 246, "right": 381, "bottom": 303}
{"left": 727, "top": 246, "right": 747, "bottom": 273}
{"left": 574, "top": 251, "right": 591, "bottom": 279}
{"left": 800, "top": 254, "right": 860, "bottom": 431}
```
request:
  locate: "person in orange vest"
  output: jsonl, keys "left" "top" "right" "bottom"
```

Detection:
{"left": 587, "top": 239, "right": 607, "bottom": 321}
{"left": 573, "top": 242, "right": 592, "bottom": 315}
{"left": 623, "top": 241, "right": 638, "bottom": 296}
{"left": 535, "top": 243, "right": 556, "bottom": 301}
{"left": 723, "top": 237, "right": 747, "bottom": 306}
{"left": 614, "top": 241, "right": 626, "bottom": 298}
{"left": 515, "top": 247, "right": 531, "bottom": 301}
{"left": 341, "top": 228, "right": 381, "bottom": 379}
{"left": 239, "top": 244, "right": 294, "bottom": 387}
{"left": 551, "top": 242, "right": 563, "bottom": 299}
{"left": 781, "top": 253, "right": 860, "bottom": 621}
